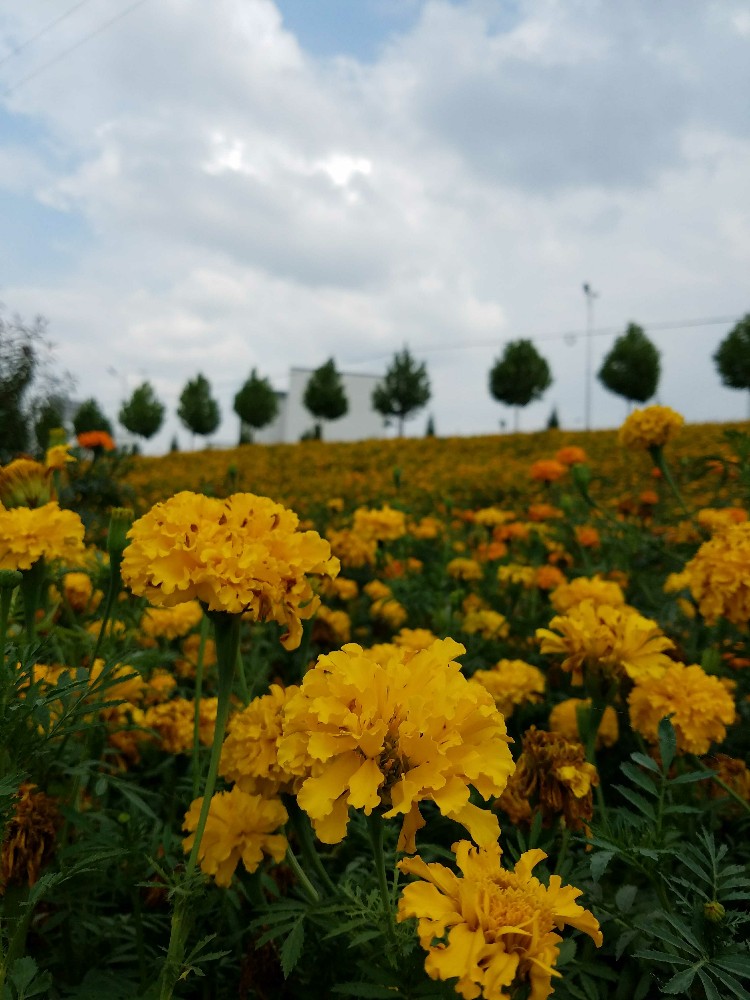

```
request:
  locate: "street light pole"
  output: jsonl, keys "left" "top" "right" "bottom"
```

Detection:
{"left": 582, "top": 283, "right": 599, "bottom": 431}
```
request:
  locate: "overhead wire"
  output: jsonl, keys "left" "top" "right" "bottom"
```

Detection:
{"left": 0, "top": 0, "right": 96, "bottom": 68}
{"left": 3, "top": 0, "right": 150, "bottom": 97}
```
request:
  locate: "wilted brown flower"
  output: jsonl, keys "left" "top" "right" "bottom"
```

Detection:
{"left": 1, "top": 784, "right": 60, "bottom": 892}
{"left": 497, "top": 727, "right": 598, "bottom": 832}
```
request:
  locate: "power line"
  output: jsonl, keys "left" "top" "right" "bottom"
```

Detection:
{"left": 0, "top": 0, "right": 97, "bottom": 68}
{"left": 3, "top": 0, "right": 150, "bottom": 97}
{"left": 343, "top": 314, "right": 740, "bottom": 367}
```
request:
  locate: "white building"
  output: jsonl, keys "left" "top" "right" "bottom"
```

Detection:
{"left": 253, "top": 367, "right": 387, "bottom": 444}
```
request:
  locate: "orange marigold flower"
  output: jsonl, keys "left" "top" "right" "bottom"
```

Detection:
{"left": 574, "top": 526, "right": 600, "bottom": 548}
{"left": 639, "top": 489, "right": 659, "bottom": 506}
{"left": 555, "top": 445, "right": 588, "bottom": 466}
{"left": 683, "top": 521, "right": 750, "bottom": 629}
{"left": 278, "top": 639, "right": 514, "bottom": 851}
{"left": 121, "top": 491, "right": 339, "bottom": 650}
{"left": 696, "top": 507, "right": 748, "bottom": 534}
{"left": 537, "top": 600, "right": 674, "bottom": 685}
{"left": 77, "top": 430, "right": 116, "bottom": 451}
{"left": 628, "top": 663, "right": 736, "bottom": 755}
{"left": 471, "top": 659, "right": 546, "bottom": 719}
{"left": 549, "top": 698, "right": 619, "bottom": 749}
{"left": 707, "top": 754, "right": 750, "bottom": 805}
{"left": 183, "top": 786, "right": 287, "bottom": 887}
{"left": 527, "top": 503, "right": 563, "bottom": 522}
{"left": 535, "top": 565, "right": 565, "bottom": 590}
{"left": 529, "top": 459, "right": 567, "bottom": 483}
{"left": 398, "top": 839, "right": 602, "bottom": 1000}
{"left": 618, "top": 405, "right": 684, "bottom": 451}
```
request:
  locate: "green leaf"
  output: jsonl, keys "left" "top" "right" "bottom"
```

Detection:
{"left": 697, "top": 968, "right": 722, "bottom": 1000}
{"left": 614, "top": 784, "right": 656, "bottom": 821}
{"left": 658, "top": 718, "right": 677, "bottom": 772}
{"left": 619, "top": 763, "right": 659, "bottom": 796}
{"left": 662, "top": 965, "right": 699, "bottom": 994}
{"left": 280, "top": 919, "right": 305, "bottom": 979}
{"left": 9, "top": 957, "right": 39, "bottom": 994}
{"left": 590, "top": 850, "right": 615, "bottom": 882}
{"left": 714, "top": 957, "right": 750, "bottom": 978}
{"left": 615, "top": 885, "right": 638, "bottom": 914}
{"left": 630, "top": 752, "right": 660, "bottom": 773}
{"left": 670, "top": 771, "right": 711, "bottom": 786}
{"left": 615, "top": 928, "right": 638, "bottom": 960}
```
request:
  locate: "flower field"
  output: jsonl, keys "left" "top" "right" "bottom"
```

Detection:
{"left": 1, "top": 410, "right": 749, "bottom": 1000}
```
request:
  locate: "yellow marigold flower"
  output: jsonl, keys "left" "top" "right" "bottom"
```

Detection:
{"left": 278, "top": 639, "right": 514, "bottom": 851}
{"left": 696, "top": 507, "right": 747, "bottom": 534}
{"left": 121, "top": 492, "right": 339, "bottom": 651}
{"left": 143, "top": 697, "right": 218, "bottom": 753}
{"left": 462, "top": 608, "right": 509, "bottom": 641}
{"left": 535, "top": 565, "right": 565, "bottom": 591}
{"left": 473, "top": 508, "right": 516, "bottom": 528}
{"left": 183, "top": 786, "right": 288, "bottom": 887}
{"left": 352, "top": 504, "right": 406, "bottom": 542}
{"left": 447, "top": 557, "right": 483, "bottom": 581}
{"left": 59, "top": 571, "right": 101, "bottom": 614}
{"left": 0, "top": 502, "right": 85, "bottom": 571}
{"left": 370, "top": 596, "right": 408, "bottom": 630}
{"left": 537, "top": 600, "right": 674, "bottom": 685}
{"left": 393, "top": 627, "right": 439, "bottom": 652}
{"left": 498, "top": 728, "right": 598, "bottom": 832}
{"left": 220, "top": 684, "right": 303, "bottom": 797}
{"left": 409, "top": 515, "right": 443, "bottom": 539}
{"left": 1, "top": 784, "right": 61, "bottom": 891}
{"left": 140, "top": 600, "right": 203, "bottom": 640}
{"left": 628, "top": 663, "right": 736, "bottom": 755}
{"left": 549, "top": 575, "right": 625, "bottom": 614}
{"left": 89, "top": 659, "right": 146, "bottom": 706}
{"left": 555, "top": 445, "right": 588, "bottom": 466}
{"left": 45, "top": 443, "right": 76, "bottom": 470}
{"left": 363, "top": 579, "right": 392, "bottom": 601}
{"left": 618, "top": 405, "right": 684, "bottom": 451}
{"left": 497, "top": 563, "right": 535, "bottom": 588}
{"left": 312, "top": 605, "right": 351, "bottom": 646}
{"left": 143, "top": 669, "right": 177, "bottom": 704}
{"left": 326, "top": 528, "right": 377, "bottom": 568}
{"left": 322, "top": 576, "right": 359, "bottom": 602}
{"left": 174, "top": 633, "right": 217, "bottom": 678}
{"left": 0, "top": 458, "right": 53, "bottom": 508}
{"left": 683, "top": 521, "right": 750, "bottom": 628}
{"left": 663, "top": 571, "right": 690, "bottom": 594}
{"left": 472, "top": 659, "right": 546, "bottom": 719}
{"left": 529, "top": 459, "right": 567, "bottom": 483}
{"left": 549, "top": 698, "right": 619, "bottom": 749}
{"left": 398, "top": 839, "right": 602, "bottom": 1000}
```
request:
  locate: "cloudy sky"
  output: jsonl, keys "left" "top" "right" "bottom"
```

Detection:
{"left": 1, "top": 0, "right": 749, "bottom": 452}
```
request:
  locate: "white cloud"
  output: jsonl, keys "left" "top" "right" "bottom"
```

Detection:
{"left": 0, "top": 0, "right": 748, "bottom": 452}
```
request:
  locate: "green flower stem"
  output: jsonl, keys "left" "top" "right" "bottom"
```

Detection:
{"left": 285, "top": 796, "right": 337, "bottom": 896}
{"left": 580, "top": 699, "right": 606, "bottom": 764}
{"left": 20, "top": 557, "right": 45, "bottom": 645}
{"left": 185, "top": 612, "right": 239, "bottom": 877}
{"left": 366, "top": 814, "right": 397, "bottom": 949}
{"left": 285, "top": 846, "right": 319, "bottom": 903}
{"left": 235, "top": 645, "right": 250, "bottom": 704}
{"left": 91, "top": 552, "right": 122, "bottom": 663}
{"left": 191, "top": 614, "right": 210, "bottom": 799}
{"left": 0, "top": 573, "right": 20, "bottom": 714}
{"left": 158, "top": 611, "right": 240, "bottom": 1000}
{"left": 649, "top": 445, "right": 690, "bottom": 516}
